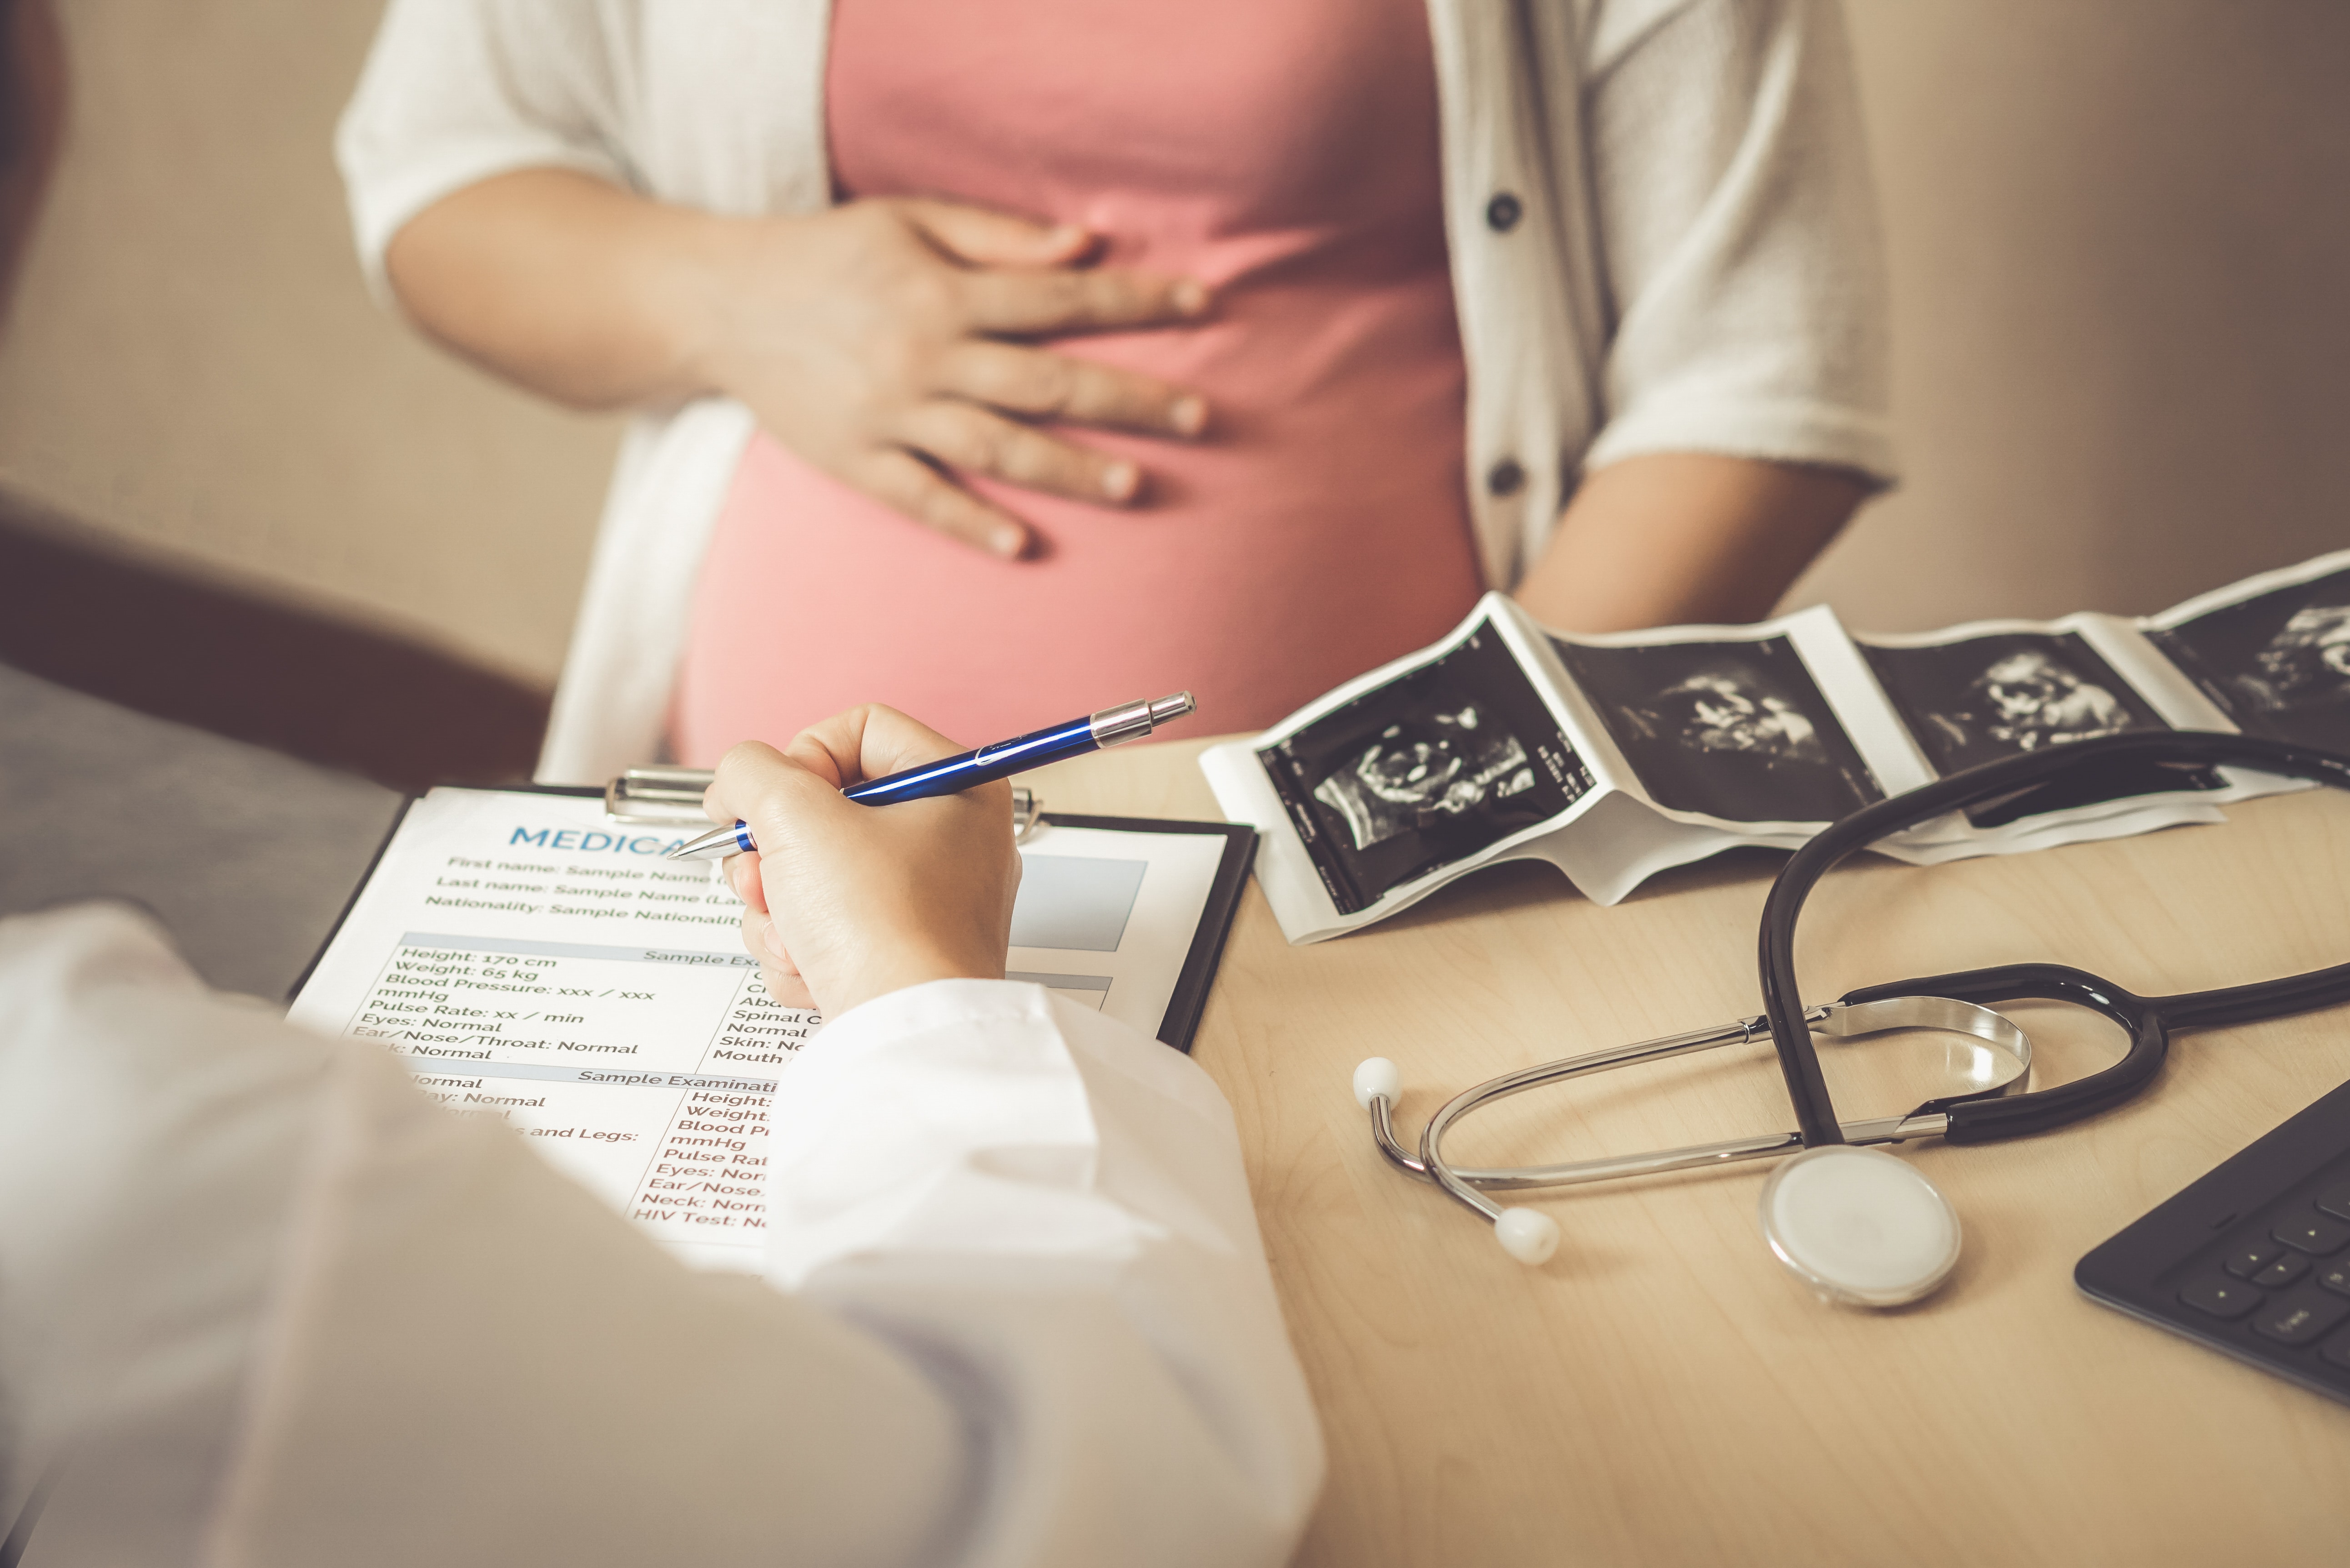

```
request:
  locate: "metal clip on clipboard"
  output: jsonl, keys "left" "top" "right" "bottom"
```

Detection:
{"left": 604, "top": 767, "right": 1045, "bottom": 841}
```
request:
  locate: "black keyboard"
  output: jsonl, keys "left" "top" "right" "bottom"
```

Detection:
{"left": 2077, "top": 1076, "right": 2350, "bottom": 1405}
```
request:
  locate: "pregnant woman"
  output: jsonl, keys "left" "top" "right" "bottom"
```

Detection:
{"left": 339, "top": 0, "right": 1894, "bottom": 778}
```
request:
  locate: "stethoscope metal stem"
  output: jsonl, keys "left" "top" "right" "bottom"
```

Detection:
{"left": 1369, "top": 995, "right": 2027, "bottom": 1226}
{"left": 1371, "top": 1101, "right": 1953, "bottom": 1197}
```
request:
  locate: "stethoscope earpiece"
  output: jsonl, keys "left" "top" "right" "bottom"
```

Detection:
{"left": 1493, "top": 1207, "right": 1560, "bottom": 1265}
{"left": 1354, "top": 1057, "right": 1560, "bottom": 1265}
{"left": 1757, "top": 1145, "right": 1960, "bottom": 1307}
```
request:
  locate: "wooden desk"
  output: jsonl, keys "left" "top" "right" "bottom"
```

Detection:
{"left": 1028, "top": 738, "right": 2350, "bottom": 1568}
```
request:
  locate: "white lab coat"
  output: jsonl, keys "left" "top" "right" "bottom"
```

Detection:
{"left": 0, "top": 905, "right": 1323, "bottom": 1566}
{"left": 334, "top": 0, "right": 1897, "bottom": 785}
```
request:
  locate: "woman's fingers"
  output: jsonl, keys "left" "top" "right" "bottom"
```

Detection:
{"left": 896, "top": 198, "right": 1094, "bottom": 269}
{"left": 890, "top": 198, "right": 1210, "bottom": 337}
{"left": 960, "top": 264, "right": 1210, "bottom": 337}
{"left": 855, "top": 447, "right": 1032, "bottom": 558}
{"left": 895, "top": 401, "right": 1147, "bottom": 505}
{"left": 939, "top": 341, "right": 1207, "bottom": 437}
{"left": 696, "top": 196, "right": 1215, "bottom": 554}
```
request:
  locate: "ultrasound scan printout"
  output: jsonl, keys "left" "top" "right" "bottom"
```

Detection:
{"left": 1256, "top": 620, "right": 1594, "bottom": 915}
{"left": 1548, "top": 634, "right": 1882, "bottom": 825}
{"left": 1210, "top": 551, "right": 2350, "bottom": 944}
{"left": 2149, "top": 563, "right": 2350, "bottom": 751}
{"left": 1860, "top": 631, "right": 2223, "bottom": 826}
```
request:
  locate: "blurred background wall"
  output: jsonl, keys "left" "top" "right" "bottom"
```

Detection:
{"left": 1798, "top": 0, "right": 2350, "bottom": 626}
{"left": 0, "top": 0, "right": 621, "bottom": 691}
{"left": 0, "top": 0, "right": 2343, "bottom": 759}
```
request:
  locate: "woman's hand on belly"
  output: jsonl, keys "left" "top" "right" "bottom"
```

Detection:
{"left": 386, "top": 171, "right": 1210, "bottom": 559}
{"left": 693, "top": 197, "right": 1211, "bottom": 558}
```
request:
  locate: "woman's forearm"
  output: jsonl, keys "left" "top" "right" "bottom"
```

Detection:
{"left": 382, "top": 168, "right": 732, "bottom": 411}
{"left": 1512, "top": 452, "right": 1869, "bottom": 633}
{"left": 381, "top": 172, "right": 1211, "bottom": 554}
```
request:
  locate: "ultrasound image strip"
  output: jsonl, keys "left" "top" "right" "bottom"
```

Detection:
{"left": 1262, "top": 748, "right": 1371, "bottom": 914}
{"left": 1549, "top": 635, "right": 1881, "bottom": 825}
{"left": 1858, "top": 631, "right": 2220, "bottom": 827}
{"left": 1258, "top": 622, "right": 1591, "bottom": 916}
{"left": 2148, "top": 566, "right": 2350, "bottom": 752}
{"left": 1859, "top": 633, "right": 2168, "bottom": 773}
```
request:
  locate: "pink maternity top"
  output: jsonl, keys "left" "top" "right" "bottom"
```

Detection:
{"left": 670, "top": 0, "right": 1484, "bottom": 761}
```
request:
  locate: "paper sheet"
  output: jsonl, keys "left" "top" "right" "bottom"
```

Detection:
{"left": 289, "top": 788, "right": 1231, "bottom": 1272}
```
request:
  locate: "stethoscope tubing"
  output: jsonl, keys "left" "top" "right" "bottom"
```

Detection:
{"left": 1757, "top": 730, "right": 2350, "bottom": 1149}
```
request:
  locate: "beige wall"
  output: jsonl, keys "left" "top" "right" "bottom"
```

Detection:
{"left": 0, "top": 0, "right": 620, "bottom": 684}
{"left": 0, "top": 0, "right": 2344, "bottom": 686}
{"left": 1801, "top": 0, "right": 2350, "bottom": 627}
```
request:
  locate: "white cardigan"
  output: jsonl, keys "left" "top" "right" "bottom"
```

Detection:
{"left": 337, "top": 0, "right": 1895, "bottom": 784}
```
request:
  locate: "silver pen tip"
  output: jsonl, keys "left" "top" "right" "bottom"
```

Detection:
{"left": 666, "top": 822, "right": 738, "bottom": 860}
{"left": 1148, "top": 691, "right": 1195, "bottom": 725}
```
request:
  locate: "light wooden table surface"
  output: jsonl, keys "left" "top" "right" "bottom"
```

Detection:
{"left": 1026, "top": 737, "right": 2350, "bottom": 1568}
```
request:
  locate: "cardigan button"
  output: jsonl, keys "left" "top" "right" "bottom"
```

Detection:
{"left": 1485, "top": 191, "right": 1523, "bottom": 232}
{"left": 1486, "top": 457, "right": 1526, "bottom": 498}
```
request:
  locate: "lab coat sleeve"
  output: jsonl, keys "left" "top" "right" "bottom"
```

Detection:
{"left": 0, "top": 907, "right": 1321, "bottom": 1568}
{"left": 1578, "top": 0, "right": 1898, "bottom": 486}
{"left": 764, "top": 979, "right": 1328, "bottom": 1567}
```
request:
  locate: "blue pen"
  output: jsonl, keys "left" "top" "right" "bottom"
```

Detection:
{"left": 665, "top": 691, "right": 1196, "bottom": 861}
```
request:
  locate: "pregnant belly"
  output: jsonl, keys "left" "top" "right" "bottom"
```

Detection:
{"left": 670, "top": 274, "right": 1483, "bottom": 761}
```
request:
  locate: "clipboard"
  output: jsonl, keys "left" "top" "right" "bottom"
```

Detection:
{"left": 292, "top": 780, "right": 1256, "bottom": 1054}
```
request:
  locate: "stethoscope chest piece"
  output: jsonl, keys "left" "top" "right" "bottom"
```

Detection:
{"left": 1757, "top": 1145, "right": 1960, "bottom": 1308}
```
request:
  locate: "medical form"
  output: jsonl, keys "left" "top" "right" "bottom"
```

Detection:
{"left": 288, "top": 786, "right": 1251, "bottom": 1272}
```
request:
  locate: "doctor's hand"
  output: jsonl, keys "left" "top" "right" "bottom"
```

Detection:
{"left": 704, "top": 706, "right": 1022, "bottom": 1018}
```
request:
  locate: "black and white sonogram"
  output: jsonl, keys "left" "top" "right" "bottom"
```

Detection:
{"left": 1310, "top": 710, "right": 1529, "bottom": 853}
{"left": 2149, "top": 566, "right": 2350, "bottom": 750}
{"left": 1552, "top": 635, "right": 1880, "bottom": 824}
{"left": 1865, "top": 634, "right": 2163, "bottom": 765}
{"left": 1259, "top": 623, "right": 1594, "bottom": 915}
{"left": 1862, "top": 632, "right": 2219, "bottom": 826}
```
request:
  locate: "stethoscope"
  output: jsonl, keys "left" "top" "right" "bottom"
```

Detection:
{"left": 1354, "top": 730, "right": 2350, "bottom": 1306}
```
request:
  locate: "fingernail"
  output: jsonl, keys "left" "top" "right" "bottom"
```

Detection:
{"left": 1102, "top": 461, "right": 1140, "bottom": 502}
{"left": 1044, "top": 224, "right": 1086, "bottom": 251}
{"left": 759, "top": 920, "right": 785, "bottom": 957}
{"left": 1170, "top": 396, "right": 1207, "bottom": 437}
{"left": 993, "top": 527, "right": 1026, "bottom": 558}
{"left": 1172, "top": 279, "right": 1210, "bottom": 315}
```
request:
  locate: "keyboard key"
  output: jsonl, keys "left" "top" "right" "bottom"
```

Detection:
{"left": 2320, "top": 1261, "right": 2350, "bottom": 1297}
{"left": 2323, "top": 1329, "right": 2350, "bottom": 1371}
{"left": 2255, "top": 1253, "right": 2313, "bottom": 1288}
{"left": 2317, "top": 1183, "right": 2350, "bottom": 1224}
{"left": 2255, "top": 1292, "right": 2350, "bottom": 1346}
{"left": 2180, "top": 1277, "right": 2266, "bottom": 1319}
{"left": 2271, "top": 1215, "right": 2350, "bottom": 1255}
{"left": 2223, "top": 1240, "right": 2286, "bottom": 1279}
